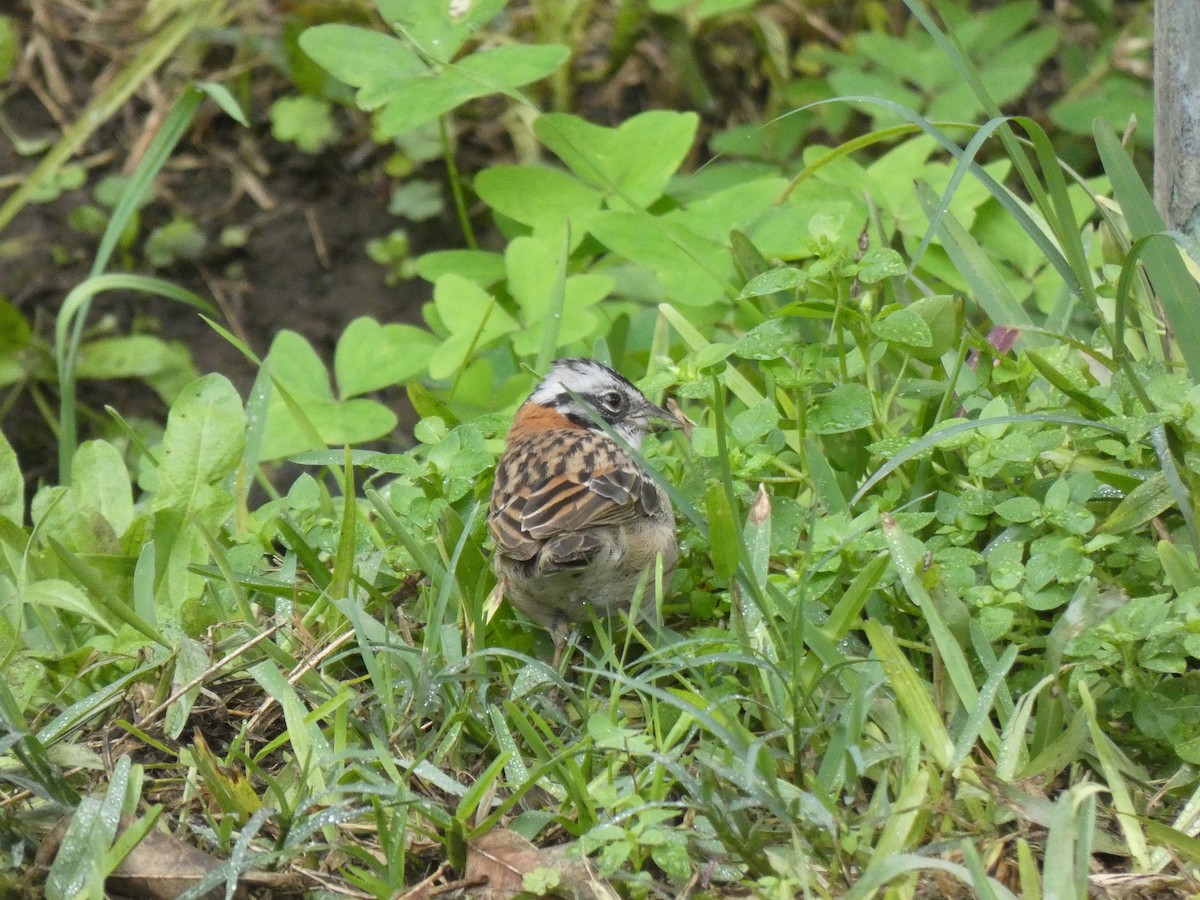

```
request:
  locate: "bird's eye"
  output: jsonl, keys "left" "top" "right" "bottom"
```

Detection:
{"left": 602, "top": 390, "right": 624, "bottom": 411}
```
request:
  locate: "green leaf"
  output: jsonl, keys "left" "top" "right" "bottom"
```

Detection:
{"left": 71, "top": 440, "right": 134, "bottom": 541}
{"left": 298, "top": 25, "right": 424, "bottom": 108}
{"left": 261, "top": 331, "right": 398, "bottom": 460}
{"left": 428, "top": 274, "right": 519, "bottom": 379}
{"left": 45, "top": 797, "right": 110, "bottom": 897}
{"left": 415, "top": 249, "right": 506, "bottom": 286}
{"left": 730, "top": 399, "right": 779, "bottom": 444}
{"left": 808, "top": 383, "right": 874, "bottom": 434}
{"left": 0, "top": 15, "right": 17, "bottom": 82}
{"left": 376, "top": 0, "right": 507, "bottom": 62}
{"left": 22, "top": 579, "right": 118, "bottom": 636}
{"left": 731, "top": 319, "right": 803, "bottom": 360}
{"left": 0, "top": 428, "right": 21, "bottom": 524}
{"left": 143, "top": 218, "right": 206, "bottom": 268}
{"left": 1145, "top": 819, "right": 1200, "bottom": 866}
{"left": 737, "top": 266, "right": 807, "bottom": 300}
{"left": 155, "top": 374, "right": 245, "bottom": 508}
{"left": 196, "top": 81, "right": 248, "bottom": 126}
{"left": 994, "top": 496, "right": 1041, "bottom": 524}
{"left": 1051, "top": 77, "right": 1152, "bottom": 144}
{"left": 1096, "top": 118, "right": 1200, "bottom": 381}
{"left": 0, "top": 295, "right": 31, "bottom": 353}
{"left": 914, "top": 181, "right": 1035, "bottom": 334}
{"left": 377, "top": 44, "right": 569, "bottom": 136}
{"left": 856, "top": 247, "right": 906, "bottom": 283}
{"left": 47, "top": 538, "right": 171, "bottom": 648}
{"left": 873, "top": 307, "right": 933, "bottom": 348}
{"left": 705, "top": 482, "right": 739, "bottom": 580}
{"left": 906, "top": 294, "right": 960, "bottom": 359}
{"left": 388, "top": 180, "right": 443, "bottom": 220}
{"left": 535, "top": 111, "right": 699, "bottom": 209}
{"left": 505, "top": 236, "right": 609, "bottom": 355}
{"left": 147, "top": 376, "right": 245, "bottom": 619}
{"left": 165, "top": 636, "right": 210, "bottom": 740}
{"left": 249, "top": 660, "right": 331, "bottom": 794}
{"left": 75, "top": 335, "right": 189, "bottom": 381}
{"left": 1078, "top": 682, "right": 1150, "bottom": 869}
{"left": 1100, "top": 472, "right": 1174, "bottom": 534}
{"left": 474, "top": 165, "right": 603, "bottom": 234}
{"left": 863, "top": 620, "right": 954, "bottom": 769}
{"left": 334, "top": 317, "right": 439, "bottom": 398}
{"left": 586, "top": 212, "right": 729, "bottom": 306}
{"left": 269, "top": 95, "right": 340, "bottom": 154}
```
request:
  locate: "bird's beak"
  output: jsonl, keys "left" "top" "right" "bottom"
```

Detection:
{"left": 643, "top": 398, "right": 686, "bottom": 434}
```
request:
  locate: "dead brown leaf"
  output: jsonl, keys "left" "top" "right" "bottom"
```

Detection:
{"left": 36, "top": 813, "right": 297, "bottom": 900}
{"left": 462, "top": 828, "right": 618, "bottom": 900}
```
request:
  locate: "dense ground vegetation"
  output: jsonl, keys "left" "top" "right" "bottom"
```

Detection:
{"left": 3, "top": 0, "right": 1197, "bottom": 897}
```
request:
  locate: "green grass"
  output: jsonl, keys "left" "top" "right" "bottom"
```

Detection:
{"left": 3, "top": 1, "right": 1197, "bottom": 898}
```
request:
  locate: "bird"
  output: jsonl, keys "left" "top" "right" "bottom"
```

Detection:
{"left": 487, "top": 358, "right": 679, "bottom": 664}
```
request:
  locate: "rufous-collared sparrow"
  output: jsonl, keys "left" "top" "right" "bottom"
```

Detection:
{"left": 487, "top": 358, "right": 679, "bottom": 662}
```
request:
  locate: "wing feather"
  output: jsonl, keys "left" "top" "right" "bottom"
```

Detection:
{"left": 488, "top": 429, "right": 661, "bottom": 556}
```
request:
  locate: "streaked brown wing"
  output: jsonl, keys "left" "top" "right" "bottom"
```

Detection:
{"left": 488, "top": 431, "right": 662, "bottom": 554}
{"left": 488, "top": 499, "right": 541, "bottom": 561}
{"left": 521, "top": 467, "right": 646, "bottom": 538}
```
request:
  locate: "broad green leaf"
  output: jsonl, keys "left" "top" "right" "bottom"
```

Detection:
{"left": 334, "top": 317, "right": 439, "bottom": 398}
{"left": 261, "top": 331, "right": 399, "bottom": 460}
{"left": 415, "top": 249, "right": 506, "bottom": 287}
{"left": 737, "top": 267, "right": 807, "bottom": 300}
{"left": 376, "top": 0, "right": 507, "bottom": 61}
{"left": 907, "top": 294, "right": 960, "bottom": 358}
{"left": 1052, "top": 77, "right": 1153, "bottom": 144}
{"left": 667, "top": 176, "right": 788, "bottom": 243}
{"left": 143, "top": 218, "right": 206, "bottom": 267}
{"left": 263, "top": 330, "right": 334, "bottom": 402}
{"left": 298, "top": 25, "right": 423, "bottom": 108}
{"left": 1100, "top": 472, "right": 1174, "bottom": 534}
{"left": 263, "top": 399, "right": 397, "bottom": 462}
{"left": 535, "top": 111, "right": 699, "bottom": 209}
{"left": 808, "top": 383, "right": 873, "bottom": 434}
{"left": 857, "top": 247, "right": 906, "bottom": 283}
{"left": 165, "top": 635, "right": 210, "bottom": 740}
{"left": 146, "top": 376, "right": 245, "bottom": 619}
{"left": 505, "top": 236, "right": 609, "bottom": 355}
{"left": 474, "top": 165, "right": 603, "bottom": 235}
{"left": 0, "top": 295, "right": 31, "bottom": 353}
{"left": 0, "top": 429, "right": 20, "bottom": 524}
{"left": 730, "top": 399, "right": 779, "bottom": 444}
{"left": 586, "top": 211, "right": 729, "bottom": 306}
{"left": 155, "top": 374, "right": 245, "bottom": 509}
{"left": 377, "top": 44, "right": 568, "bottom": 136}
{"left": 0, "top": 15, "right": 16, "bottom": 83}
{"left": 71, "top": 440, "right": 134, "bottom": 541}
{"left": 23, "top": 579, "right": 118, "bottom": 635}
{"left": 429, "top": 274, "right": 519, "bottom": 379}
{"left": 269, "top": 95, "right": 340, "bottom": 153}
{"left": 75, "top": 335, "right": 189, "bottom": 380}
{"left": 731, "top": 318, "right": 803, "bottom": 360}
{"left": 872, "top": 307, "right": 933, "bottom": 348}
